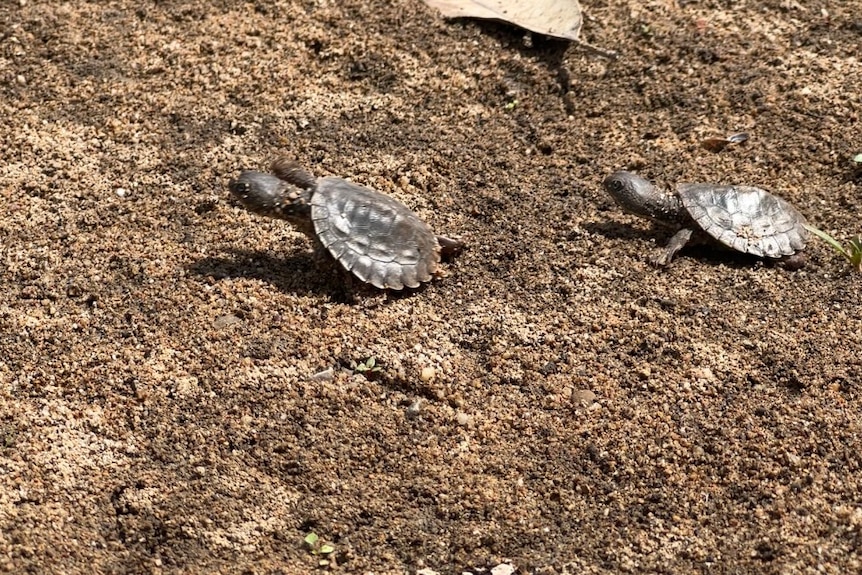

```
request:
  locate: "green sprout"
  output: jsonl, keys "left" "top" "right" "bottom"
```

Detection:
{"left": 304, "top": 532, "right": 335, "bottom": 566}
{"left": 353, "top": 356, "right": 383, "bottom": 377}
{"left": 852, "top": 153, "right": 862, "bottom": 164}
{"left": 804, "top": 224, "right": 862, "bottom": 273}
{"left": 504, "top": 99, "right": 519, "bottom": 110}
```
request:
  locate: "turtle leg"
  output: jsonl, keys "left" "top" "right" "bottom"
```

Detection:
{"left": 311, "top": 242, "right": 387, "bottom": 304}
{"left": 308, "top": 241, "right": 351, "bottom": 299}
{"left": 270, "top": 157, "right": 317, "bottom": 190}
{"left": 436, "top": 236, "right": 465, "bottom": 261}
{"left": 319, "top": 255, "right": 366, "bottom": 304}
{"left": 779, "top": 251, "right": 806, "bottom": 271}
{"left": 652, "top": 228, "right": 695, "bottom": 266}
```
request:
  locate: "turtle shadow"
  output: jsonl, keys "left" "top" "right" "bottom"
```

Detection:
{"left": 189, "top": 249, "right": 328, "bottom": 294}
{"left": 188, "top": 249, "right": 432, "bottom": 303}
{"left": 582, "top": 220, "right": 655, "bottom": 242}
{"left": 582, "top": 221, "right": 779, "bottom": 270}
{"left": 671, "top": 245, "right": 775, "bottom": 270}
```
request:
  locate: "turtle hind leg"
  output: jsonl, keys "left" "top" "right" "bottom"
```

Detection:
{"left": 779, "top": 251, "right": 806, "bottom": 271}
{"left": 436, "top": 236, "right": 465, "bottom": 261}
{"left": 270, "top": 157, "right": 316, "bottom": 189}
{"left": 651, "top": 228, "right": 694, "bottom": 266}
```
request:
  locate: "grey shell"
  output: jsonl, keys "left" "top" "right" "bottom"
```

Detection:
{"left": 678, "top": 184, "right": 808, "bottom": 258}
{"left": 312, "top": 177, "right": 440, "bottom": 290}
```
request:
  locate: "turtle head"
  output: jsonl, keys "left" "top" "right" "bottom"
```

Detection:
{"left": 602, "top": 171, "right": 683, "bottom": 225}
{"left": 229, "top": 170, "right": 312, "bottom": 225}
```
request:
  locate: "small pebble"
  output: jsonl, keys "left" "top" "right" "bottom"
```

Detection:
{"left": 571, "top": 389, "right": 596, "bottom": 406}
{"left": 539, "top": 361, "right": 557, "bottom": 375}
{"left": 213, "top": 314, "right": 240, "bottom": 329}
{"left": 311, "top": 368, "right": 334, "bottom": 382}
{"left": 691, "top": 367, "right": 716, "bottom": 383}
{"left": 406, "top": 398, "right": 424, "bottom": 418}
{"left": 785, "top": 452, "right": 802, "bottom": 467}
{"left": 115, "top": 188, "right": 128, "bottom": 198}
{"left": 455, "top": 412, "right": 471, "bottom": 426}
{"left": 420, "top": 366, "right": 435, "bottom": 382}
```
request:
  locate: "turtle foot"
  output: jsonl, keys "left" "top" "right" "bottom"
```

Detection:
{"left": 649, "top": 252, "right": 674, "bottom": 267}
{"left": 650, "top": 228, "right": 695, "bottom": 267}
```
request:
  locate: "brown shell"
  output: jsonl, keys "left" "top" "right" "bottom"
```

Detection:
{"left": 678, "top": 184, "right": 808, "bottom": 258}
{"left": 311, "top": 177, "right": 440, "bottom": 290}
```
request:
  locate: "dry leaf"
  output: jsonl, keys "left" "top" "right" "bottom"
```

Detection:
{"left": 423, "top": 0, "right": 582, "bottom": 41}
{"left": 701, "top": 132, "right": 750, "bottom": 152}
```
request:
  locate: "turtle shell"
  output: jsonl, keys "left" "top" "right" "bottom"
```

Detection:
{"left": 678, "top": 183, "right": 808, "bottom": 258}
{"left": 311, "top": 177, "right": 440, "bottom": 290}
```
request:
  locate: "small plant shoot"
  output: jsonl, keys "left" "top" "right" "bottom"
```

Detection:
{"left": 354, "top": 357, "right": 383, "bottom": 378}
{"left": 804, "top": 224, "right": 862, "bottom": 273}
{"left": 304, "top": 532, "right": 335, "bottom": 566}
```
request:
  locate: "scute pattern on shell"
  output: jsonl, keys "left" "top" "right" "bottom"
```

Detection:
{"left": 678, "top": 184, "right": 808, "bottom": 258}
{"left": 311, "top": 177, "right": 440, "bottom": 290}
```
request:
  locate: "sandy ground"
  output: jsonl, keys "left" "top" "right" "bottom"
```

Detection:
{"left": 2, "top": 0, "right": 862, "bottom": 573}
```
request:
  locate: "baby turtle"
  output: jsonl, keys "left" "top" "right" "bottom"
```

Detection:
{"left": 602, "top": 171, "right": 808, "bottom": 267}
{"left": 228, "top": 158, "right": 462, "bottom": 290}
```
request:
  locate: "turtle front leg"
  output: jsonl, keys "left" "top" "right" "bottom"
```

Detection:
{"left": 311, "top": 241, "right": 386, "bottom": 304}
{"left": 652, "top": 228, "right": 694, "bottom": 266}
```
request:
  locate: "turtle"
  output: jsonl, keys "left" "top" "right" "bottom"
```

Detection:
{"left": 602, "top": 170, "right": 808, "bottom": 268}
{"left": 228, "top": 157, "right": 463, "bottom": 290}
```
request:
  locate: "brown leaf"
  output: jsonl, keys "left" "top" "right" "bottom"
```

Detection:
{"left": 423, "top": 0, "right": 582, "bottom": 41}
